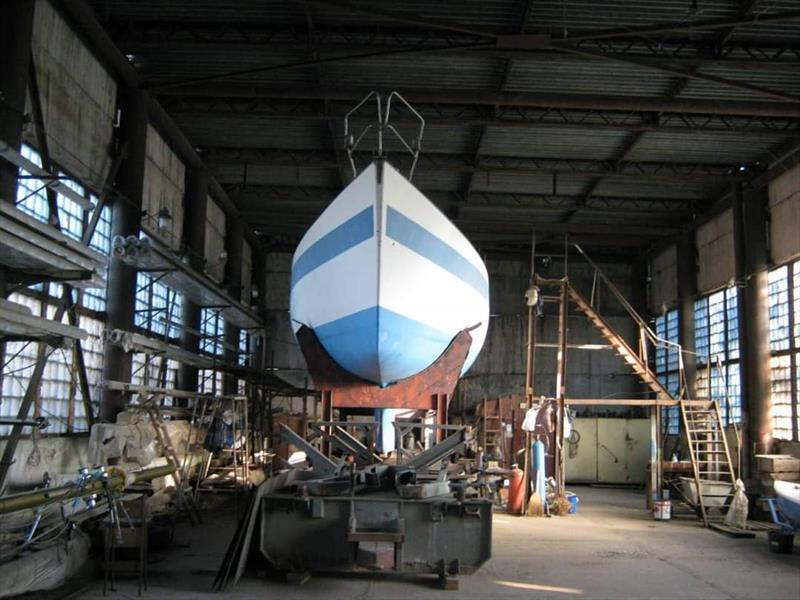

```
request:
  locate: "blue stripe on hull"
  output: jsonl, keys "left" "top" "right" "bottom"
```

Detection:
{"left": 385, "top": 206, "right": 488, "bottom": 300}
{"left": 291, "top": 206, "right": 374, "bottom": 288}
{"left": 313, "top": 306, "right": 453, "bottom": 386}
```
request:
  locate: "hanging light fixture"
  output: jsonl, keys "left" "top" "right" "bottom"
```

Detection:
{"left": 157, "top": 207, "right": 172, "bottom": 231}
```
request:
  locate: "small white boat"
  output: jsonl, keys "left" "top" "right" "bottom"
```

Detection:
{"left": 289, "top": 160, "right": 489, "bottom": 387}
{"left": 774, "top": 480, "right": 800, "bottom": 528}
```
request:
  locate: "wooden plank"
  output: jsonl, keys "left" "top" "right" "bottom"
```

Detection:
{"left": 709, "top": 523, "right": 756, "bottom": 538}
{"left": 565, "top": 398, "right": 710, "bottom": 407}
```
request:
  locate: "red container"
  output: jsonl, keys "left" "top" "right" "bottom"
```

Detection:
{"left": 508, "top": 465, "right": 525, "bottom": 515}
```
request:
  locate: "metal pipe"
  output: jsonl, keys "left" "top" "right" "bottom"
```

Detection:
{"left": 0, "top": 465, "right": 176, "bottom": 514}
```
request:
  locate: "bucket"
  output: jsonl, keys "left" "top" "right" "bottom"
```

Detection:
{"left": 653, "top": 500, "right": 672, "bottom": 521}
{"left": 768, "top": 531, "right": 794, "bottom": 554}
{"left": 566, "top": 494, "right": 579, "bottom": 514}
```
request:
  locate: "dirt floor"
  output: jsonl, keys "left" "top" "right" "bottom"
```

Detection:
{"left": 70, "top": 486, "right": 800, "bottom": 599}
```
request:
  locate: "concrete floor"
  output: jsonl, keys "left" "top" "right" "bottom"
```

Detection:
{"left": 74, "top": 486, "right": 800, "bottom": 600}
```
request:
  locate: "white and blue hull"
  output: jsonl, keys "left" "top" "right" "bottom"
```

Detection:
{"left": 290, "top": 161, "right": 489, "bottom": 387}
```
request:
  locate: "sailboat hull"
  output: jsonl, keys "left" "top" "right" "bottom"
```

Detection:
{"left": 290, "top": 161, "right": 489, "bottom": 386}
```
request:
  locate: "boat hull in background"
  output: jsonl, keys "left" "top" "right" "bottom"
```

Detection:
{"left": 290, "top": 161, "right": 489, "bottom": 387}
{"left": 775, "top": 480, "right": 800, "bottom": 527}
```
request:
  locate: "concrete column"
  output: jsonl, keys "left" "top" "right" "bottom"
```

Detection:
{"left": 251, "top": 248, "right": 268, "bottom": 369}
{"left": 177, "top": 169, "right": 209, "bottom": 394}
{"left": 0, "top": 0, "right": 35, "bottom": 203}
{"left": 676, "top": 231, "right": 697, "bottom": 394}
{"left": 100, "top": 89, "right": 149, "bottom": 422}
{"left": 734, "top": 184, "right": 772, "bottom": 473}
{"left": 223, "top": 217, "right": 244, "bottom": 394}
{"left": 630, "top": 256, "right": 648, "bottom": 316}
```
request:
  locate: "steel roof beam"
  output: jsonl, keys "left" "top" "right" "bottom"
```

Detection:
{"left": 203, "top": 147, "right": 743, "bottom": 181}
{"left": 106, "top": 22, "right": 800, "bottom": 66}
{"left": 162, "top": 97, "right": 799, "bottom": 134}
{"left": 562, "top": 10, "right": 800, "bottom": 43}
{"left": 155, "top": 85, "right": 800, "bottom": 118}
{"left": 227, "top": 183, "right": 696, "bottom": 213}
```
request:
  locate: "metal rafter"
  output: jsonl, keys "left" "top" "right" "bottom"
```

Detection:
{"left": 162, "top": 96, "right": 799, "bottom": 134}
{"left": 226, "top": 183, "right": 696, "bottom": 213}
{"left": 106, "top": 21, "right": 800, "bottom": 66}
{"left": 561, "top": 10, "right": 800, "bottom": 43}
{"left": 557, "top": 43, "right": 800, "bottom": 104}
{"left": 302, "top": 1, "right": 350, "bottom": 187}
{"left": 155, "top": 85, "right": 800, "bottom": 118}
{"left": 464, "top": 0, "right": 532, "bottom": 203}
{"left": 568, "top": 68, "right": 700, "bottom": 223}
{"left": 203, "top": 147, "right": 745, "bottom": 181}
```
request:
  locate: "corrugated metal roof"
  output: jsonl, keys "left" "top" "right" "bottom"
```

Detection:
{"left": 594, "top": 178, "right": 720, "bottom": 200}
{"left": 626, "top": 130, "right": 782, "bottom": 164}
{"left": 90, "top": 1, "right": 301, "bottom": 24}
{"left": 323, "top": 54, "right": 502, "bottom": 91}
{"left": 86, "top": 0, "right": 800, "bottom": 251}
{"left": 525, "top": 0, "right": 738, "bottom": 33}
{"left": 209, "top": 164, "right": 338, "bottom": 188}
{"left": 505, "top": 57, "right": 674, "bottom": 97}
{"left": 481, "top": 126, "right": 630, "bottom": 160}
{"left": 173, "top": 116, "right": 325, "bottom": 149}
{"left": 470, "top": 171, "right": 591, "bottom": 196}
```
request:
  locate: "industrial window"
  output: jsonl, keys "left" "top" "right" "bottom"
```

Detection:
{"left": 238, "top": 330, "right": 251, "bottom": 367}
{"left": 199, "top": 369, "right": 223, "bottom": 394}
{"left": 134, "top": 272, "right": 182, "bottom": 339}
{"left": 0, "top": 294, "right": 101, "bottom": 436}
{"left": 15, "top": 146, "right": 111, "bottom": 312}
{"left": 654, "top": 309, "right": 681, "bottom": 435}
{"left": 768, "top": 261, "right": 800, "bottom": 441}
{"left": 131, "top": 354, "right": 179, "bottom": 392}
{"left": 200, "top": 309, "right": 225, "bottom": 356}
{"left": 694, "top": 289, "right": 741, "bottom": 425}
{"left": 15, "top": 144, "right": 50, "bottom": 222}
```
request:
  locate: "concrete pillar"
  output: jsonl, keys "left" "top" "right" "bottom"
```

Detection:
{"left": 734, "top": 184, "right": 772, "bottom": 474}
{"left": 177, "top": 169, "right": 209, "bottom": 394}
{"left": 676, "top": 231, "right": 697, "bottom": 394}
{"left": 0, "top": 0, "right": 35, "bottom": 204}
{"left": 223, "top": 217, "right": 244, "bottom": 394}
{"left": 630, "top": 256, "right": 648, "bottom": 316}
{"left": 100, "top": 89, "right": 149, "bottom": 422}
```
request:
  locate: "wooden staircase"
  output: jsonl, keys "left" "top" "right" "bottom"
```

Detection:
{"left": 680, "top": 400, "right": 736, "bottom": 527}
{"left": 567, "top": 285, "right": 672, "bottom": 401}
{"left": 546, "top": 244, "right": 738, "bottom": 528}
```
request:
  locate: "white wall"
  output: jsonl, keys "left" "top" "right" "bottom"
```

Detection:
{"left": 142, "top": 125, "right": 186, "bottom": 249}
{"left": 23, "top": 0, "right": 117, "bottom": 191}
{"left": 649, "top": 244, "right": 678, "bottom": 313}
{"left": 0, "top": 437, "right": 88, "bottom": 490}
{"left": 204, "top": 197, "right": 226, "bottom": 283}
{"left": 769, "top": 163, "right": 800, "bottom": 265}
{"left": 696, "top": 208, "right": 735, "bottom": 293}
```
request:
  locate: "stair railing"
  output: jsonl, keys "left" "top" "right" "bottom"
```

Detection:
{"left": 572, "top": 242, "right": 687, "bottom": 400}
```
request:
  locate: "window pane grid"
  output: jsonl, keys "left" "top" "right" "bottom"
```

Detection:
{"left": 694, "top": 292, "right": 741, "bottom": 425}
{"left": 56, "top": 175, "right": 84, "bottom": 241}
{"left": 769, "top": 260, "right": 799, "bottom": 441}
{"left": 200, "top": 309, "right": 225, "bottom": 356}
{"left": 768, "top": 266, "right": 791, "bottom": 351}
{"left": 15, "top": 145, "right": 49, "bottom": 222}
{"left": 135, "top": 273, "right": 182, "bottom": 338}
{"left": 655, "top": 309, "right": 680, "bottom": 434}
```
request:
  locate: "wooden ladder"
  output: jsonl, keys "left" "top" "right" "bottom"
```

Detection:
{"left": 567, "top": 285, "right": 672, "bottom": 400}
{"left": 679, "top": 400, "right": 736, "bottom": 527}
{"left": 144, "top": 404, "right": 203, "bottom": 524}
{"left": 478, "top": 398, "right": 503, "bottom": 464}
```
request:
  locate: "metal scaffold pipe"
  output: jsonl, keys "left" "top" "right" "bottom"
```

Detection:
{"left": 0, "top": 464, "right": 176, "bottom": 515}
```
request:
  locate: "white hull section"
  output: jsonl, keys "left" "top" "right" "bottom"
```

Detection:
{"left": 290, "top": 161, "right": 489, "bottom": 386}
